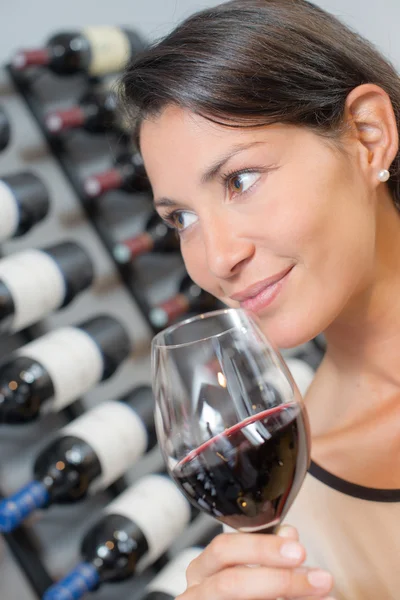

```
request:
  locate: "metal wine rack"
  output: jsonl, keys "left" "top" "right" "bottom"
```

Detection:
{"left": 6, "top": 63, "right": 187, "bottom": 332}
{"left": 0, "top": 58, "right": 180, "bottom": 600}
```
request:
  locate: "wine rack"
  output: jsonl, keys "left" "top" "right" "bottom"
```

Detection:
{"left": 0, "top": 58, "right": 160, "bottom": 599}
{"left": 0, "top": 34, "right": 325, "bottom": 600}
{"left": 6, "top": 63, "right": 185, "bottom": 332}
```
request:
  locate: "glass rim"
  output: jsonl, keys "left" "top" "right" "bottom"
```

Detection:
{"left": 151, "top": 307, "right": 253, "bottom": 349}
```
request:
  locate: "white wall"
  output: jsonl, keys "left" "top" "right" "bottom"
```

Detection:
{"left": 316, "top": 0, "right": 400, "bottom": 69}
{"left": 0, "top": 0, "right": 399, "bottom": 70}
{"left": 0, "top": 0, "right": 221, "bottom": 64}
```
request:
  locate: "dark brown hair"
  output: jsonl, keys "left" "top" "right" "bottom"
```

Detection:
{"left": 121, "top": 0, "right": 400, "bottom": 208}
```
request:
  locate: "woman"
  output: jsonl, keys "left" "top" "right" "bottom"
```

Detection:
{"left": 121, "top": 1, "right": 400, "bottom": 598}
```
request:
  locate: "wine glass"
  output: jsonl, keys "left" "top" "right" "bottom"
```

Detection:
{"left": 151, "top": 307, "right": 310, "bottom": 534}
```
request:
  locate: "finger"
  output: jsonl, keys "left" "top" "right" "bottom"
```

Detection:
{"left": 277, "top": 525, "right": 300, "bottom": 541}
{"left": 200, "top": 565, "right": 334, "bottom": 600}
{"left": 186, "top": 532, "right": 307, "bottom": 586}
{"left": 178, "top": 584, "right": 336, "bottom": 600}
{"left": 291, "top": 596, "right": 337, "bottom": 600}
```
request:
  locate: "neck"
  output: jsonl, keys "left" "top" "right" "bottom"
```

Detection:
{"left": 308, "top": 191, "right": 400, "bottom": 434}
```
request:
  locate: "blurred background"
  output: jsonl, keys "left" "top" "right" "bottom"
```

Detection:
{"left": 0, "top": 2, "right": 397, "bottom": 600}
{"left": 1, "top": 0, "right": 400, "bottom": 68}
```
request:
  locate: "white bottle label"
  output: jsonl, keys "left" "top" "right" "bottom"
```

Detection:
{"left": 83, "top": 27, "right": 131, "bottom": 77}
{"left": 0, "top": 180, "right": 19, "bottom": 242}
{"left": 105, "top": 475, "right": 191, "bottom": 572}
{"left": 17, "top": 327, "right": 104, "bottom": 411}
{"left": 63, "top": 401, "right": 148, "bottom": 492}
{"left": 286, "top": 358, "right": 315, "bottom": 397}
{"left": 0, "top": 249, "right": 66, "bottom": 332}
{"left": 147, "top": 547, "right": 203, "bottom": 597}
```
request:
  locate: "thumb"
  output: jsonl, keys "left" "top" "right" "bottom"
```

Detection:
{"left": 276, "top": 524, "right": 299, "bottom": 541}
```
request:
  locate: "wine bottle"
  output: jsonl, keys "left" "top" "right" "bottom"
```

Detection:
{"left": 287, "top": 340, "right": 325, "bottom": 372}
{"left": 0, "top": 385, "right": 156, "bottom": 531}
{"left": 143, "top": 524, "right": 222, "bottom": 600}
{"left": 0, "top": 315, "right": 131, "bottom": 423}
{"left": 149, "top": 275, "right": 218, "bottom": 329}
{"left": 313, "top": 333, "right": 327, "bottom": 353}
{"left": 42, "top": 475, "right": 192, "bottom": 600}
{"left": 45, "top": 82, "right": 129, "bottom": 136}
{"left": 113, "top": 212, "right": 180, "bottom": 265}
{"left": 12, "top": 27, "right": 145, "bottom": 77}
{"left": 83, "top": 151, "right": 150, "bottom": 198}
{"left": 0, "top": 106, "right": 11, "bottom": 152}
{"left": 0, "top": 172, "right": 50, "bottom": 243}
{"left": 0, "top": 241, "right": 93, "bottom": 334}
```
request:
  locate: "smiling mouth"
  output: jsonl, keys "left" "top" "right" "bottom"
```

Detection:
{"left": 229, "top": 266, "right": 294, "bottom": 303}
{"left": 231, "top": 266, "right": 294, "bottom": 313}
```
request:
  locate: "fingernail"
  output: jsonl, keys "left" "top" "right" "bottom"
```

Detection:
{"left": 280, "top": 541, "right": 303, "bottom": 560}
{"left": 307, "top": 569, "right": 333, "bottom": 589}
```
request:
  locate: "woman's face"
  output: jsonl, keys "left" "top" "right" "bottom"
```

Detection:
{"left": 140, "top": 106, "right": 377, "bottom": 348}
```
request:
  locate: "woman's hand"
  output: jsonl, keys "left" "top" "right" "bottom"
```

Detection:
{"left": 178, "top": 526, "right": 335, "bottom": 600}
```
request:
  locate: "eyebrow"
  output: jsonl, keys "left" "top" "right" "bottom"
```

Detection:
{"left": 154, "top": 140, "right": 264, "bottom": 208}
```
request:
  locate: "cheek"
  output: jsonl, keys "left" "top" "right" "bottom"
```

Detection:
{"left": 265, "top": 153, "right": 372, "bottom": 270}
{"left": 252, "top": 156, "right": 376, "bottom": 344}
{"left": 261, "top": 198, "right": 376, "bottom": 347}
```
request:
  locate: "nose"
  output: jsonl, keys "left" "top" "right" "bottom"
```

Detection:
{"left": 202, "top": 211, "right": 255, "bottom": 279}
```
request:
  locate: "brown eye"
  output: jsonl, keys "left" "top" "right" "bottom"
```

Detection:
{"left": 171, "top": 212, "right": 185, "bottom": 230}
{"left": 168, "top": 211, "right": 198, "bottom": 232}
{"left": 227, "top": 172, "right": 260, "bottom": 196}
{"left": 228, "top": 175, "right": 244, "bottom": 194}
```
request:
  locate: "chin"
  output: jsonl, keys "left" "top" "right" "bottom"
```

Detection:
{"left": 257, "top": 313, "right": 324, "bottom": 351}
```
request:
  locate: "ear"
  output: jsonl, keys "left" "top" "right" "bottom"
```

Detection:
{"left": 343, "top": 83, "right": 398, "bottom": 186}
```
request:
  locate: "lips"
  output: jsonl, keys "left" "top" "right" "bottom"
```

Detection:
{"left": 230, "top": 266, "right": 294, "bottom": 303}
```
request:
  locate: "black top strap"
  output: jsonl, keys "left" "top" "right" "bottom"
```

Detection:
{"left": 308, "top": 460, "right": 400, "bottom": 502}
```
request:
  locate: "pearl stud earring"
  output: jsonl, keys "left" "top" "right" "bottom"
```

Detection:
{"left": 378, "top": 169, "right": 390, "bottom": 182}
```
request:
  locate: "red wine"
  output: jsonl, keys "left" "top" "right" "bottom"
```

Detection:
{"left": 83, "top": 151, "right": 149, "bottom": 198}
{"left": 12, "top": 27, "right": 145, "bottom": 77}
{"left": 171, "top": 402, "right": 309, "bottom": 533}
{"left": 113, "top": 212, "right": 180, "bottom": 264}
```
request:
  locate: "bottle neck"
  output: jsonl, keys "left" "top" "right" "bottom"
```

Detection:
{"left": 34, "top": 435, "right": 102, "bottom": 503}
{"left": 117, "top": 154, "right": 149, "bottom": 191}
{"left": 47, "top": 32, "right": 91, "bottom": 75}
{"left": 0, "top": 356, "right": 54, "bottom": 423}
{"left": 180, "top": 279, "right": 216, "bottom": 313}
{"left": 80, "top": 91, "right": 116, "bottom": 132}
{"left": 147, "top": 219, "right": 179, "bottom": 253}
{"left": 82, "top": 513, "right": 149, "bottom": 583}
